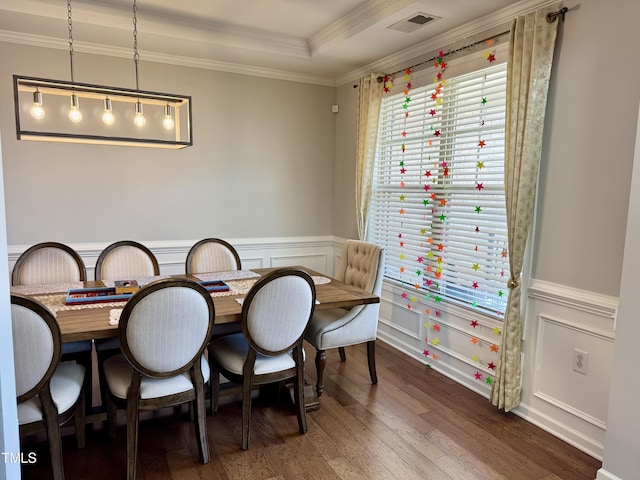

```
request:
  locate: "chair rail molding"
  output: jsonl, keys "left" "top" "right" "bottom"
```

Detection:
{"left": 528, "top": 278, "right": 618, "bottom": 322}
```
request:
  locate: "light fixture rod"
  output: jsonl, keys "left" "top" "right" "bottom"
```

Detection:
{"left": 67, "top": 0, "right": 75, "bottom": 83}
{"left": 133, "top": 0, "right": 140, "bottom": 91}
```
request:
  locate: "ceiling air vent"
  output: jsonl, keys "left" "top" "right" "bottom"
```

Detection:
{"left": 388, "top": 13, "right": 440, "bottom": 34}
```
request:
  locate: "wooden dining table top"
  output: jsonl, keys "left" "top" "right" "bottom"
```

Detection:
{"left": 12, "top": 267, "right": 379, "bottom": 343}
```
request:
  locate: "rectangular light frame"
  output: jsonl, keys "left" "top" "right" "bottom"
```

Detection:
{"left": 13, "top": 75, "right": 193, "bottom": 149}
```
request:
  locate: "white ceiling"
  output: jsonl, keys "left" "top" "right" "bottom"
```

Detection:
{"left": 0, "top": 0, "right": 549, "bottom": 85}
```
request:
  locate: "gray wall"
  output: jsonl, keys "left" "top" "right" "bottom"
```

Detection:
{"left": 0, "top": 43, "right": 336, "bottom": 245}
{"left": 332, "top": 82, "right": 359, "bottom": 240}
{"left": 531, "top": 0, "right": 640, "bottom": 297}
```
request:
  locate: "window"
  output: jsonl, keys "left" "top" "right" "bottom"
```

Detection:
{"left": 367, "top": 61, "right": 510, "bottom": 317}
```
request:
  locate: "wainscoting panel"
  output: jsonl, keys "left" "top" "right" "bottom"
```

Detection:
{"left": 533, "top": 313, "right": 613, "bottom": 429}
{"left": 7, "top": 236, "right": 339, "bottom": 279}
{"left": 270, "top": 253, "right": 328, "bottom": 272}
{"left": 376, "top": 281, "right": 504, "bottom": 399}
{"left": 376, "top": 276, "right": 617, "bottom": 460}
{"left": 517, "top": 279, "right": 617, "bottom": 460}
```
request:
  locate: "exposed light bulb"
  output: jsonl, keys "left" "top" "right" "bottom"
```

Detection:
{"left": 133, "top": 100, "right": 145, "bottom": 127}
{"left": 68, "top": 93, "right": 82, "bottom": 123}
{"left": 30, "top": 90, "right": 45, "bottom": 120}
{"left": 162, "top": 104, "right": 174, "bottom": 130}
{"left": 102, "top": 97, "right": 115, "bottom": 125}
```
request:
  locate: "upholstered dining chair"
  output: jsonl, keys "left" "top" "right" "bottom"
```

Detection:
{"left": 94, "top": 240, "right": 160, "bottom": 282}
{"left": 102, "top": 278, "right": 214, "bottom": 480}
{"left": 304, "top": 240, "right": 385, "bottom": 397}
{"left": 186, "top": 238, "right": 242, "bottom": 274}
{"left": 11, "top": 242, "right": 92, "bottom": 406}
{"left": 209, "top": 268, "right": 316, "bottom": 450}
{"left": 11, "top": 294, "right": 86, "bottom": 480}
{"left": 94, "top": 240, "right": 161, "bottom": 400}
{"left": 187, "top": 238, "right": 242, "bottom": 340}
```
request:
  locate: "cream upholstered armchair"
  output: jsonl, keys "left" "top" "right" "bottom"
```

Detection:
{"left": 12, "top": 294, "right": 86, "bottom": 480}
{"left": 102, "top": 278, "right": 214, "bottom": 480}
{"left": 304, "top": 240, "right": 385, "bottom": 397}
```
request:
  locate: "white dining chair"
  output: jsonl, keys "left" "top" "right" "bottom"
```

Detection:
{"left": 209, "top": 268, "right": 316, "bottom": 450}
{"left": 304, "top": 239, "right": 385, "bottom": 397}
{"left": 12, "top": 294, "right": 86, "bottom": 480}
{"left": 102, "top": 278, "right": 215, "bottom": 480}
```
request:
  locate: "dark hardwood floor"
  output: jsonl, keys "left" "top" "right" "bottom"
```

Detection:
{"left": 20, "top": 341, "right": 601, "bottom": 479}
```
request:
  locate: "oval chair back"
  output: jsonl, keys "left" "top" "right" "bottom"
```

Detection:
{"left": 11, "top": 294, "right": 61, "bottom": 403}
{"left": 242, "top": 269, "right": 315, "bottom": 356}
{"left": 186, "top": 238, "right": 241, "bottom": 274}
{"left": 12, "top": 242, "right": 86, "bottom": 286}
{"left": 118, "top": 278, "right": 215, "bottom": 378}
{"left": 95, "top": 240, "right": 159, "bottom": 281}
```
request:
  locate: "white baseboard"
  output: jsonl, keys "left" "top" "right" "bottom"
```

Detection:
{"left": 595, "top": 469, "right": 622, "bottom": 480}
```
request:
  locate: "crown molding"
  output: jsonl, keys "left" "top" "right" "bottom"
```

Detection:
{"left": 0, "top": 0, "right": 311, "bottom": 58}
{"left": 1, "top": 0, "right": 560, "bottom": 87}
{"left": 336, "top": 0, "right": 561, "bottom": 85}
{"left": 0, "top": 30, "right": 337, "bottom": 87}
{"left": 310, "top": 0, "right": 414, "bottom": 57}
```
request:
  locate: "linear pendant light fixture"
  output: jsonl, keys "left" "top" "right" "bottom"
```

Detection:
{"left": 13, "top": 0, "right": 192, "bottom": 149}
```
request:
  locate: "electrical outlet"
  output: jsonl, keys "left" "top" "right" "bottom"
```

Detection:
{"left": 573, "top": 348, "right": 589, "bottom": 375}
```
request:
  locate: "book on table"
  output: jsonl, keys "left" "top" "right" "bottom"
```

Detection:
{"left": 65, "top": 287, "right": 132, "bottom": 305}
{"left": 198, "top": 280, "right": 230, "bottom": 292}
{"left": 65, "top": 279, "right": 230, "bottom": 305}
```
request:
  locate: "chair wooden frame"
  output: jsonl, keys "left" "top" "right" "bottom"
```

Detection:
{"left": 11, "top": 241, "right": 87, "bottom": 285}
{"left": 103, "top": 278, "right": 215, "bottom": 480}
{"left": 185, "top": 237, "right": 242, "bottom": 274}
{"left": 209, "top": 268, "right": 316, "bottom": 450}
{"left": 94, "top": 240, "right": 160, "bottom": 281}
{"left": 12, "top": 294, "right": 85, "bottom": 480}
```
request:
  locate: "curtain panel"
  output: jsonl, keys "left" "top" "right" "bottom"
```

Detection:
{"left": 355, "top": 74, "right": 384, "bottom": 240}
{"left": 490, "top": 3, "right": 561, "bottom": 412}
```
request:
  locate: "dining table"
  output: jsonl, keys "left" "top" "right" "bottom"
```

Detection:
{"left": 10, "top": 266, "right": 380, "bottom": 412}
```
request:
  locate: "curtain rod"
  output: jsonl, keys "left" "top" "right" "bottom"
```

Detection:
{"left": 359, "top": 6, "right": 569, "bottom": 86}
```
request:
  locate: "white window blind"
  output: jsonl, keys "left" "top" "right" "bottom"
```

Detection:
{"left": 368, "top": 62, "right": 510, "bottom": 317}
